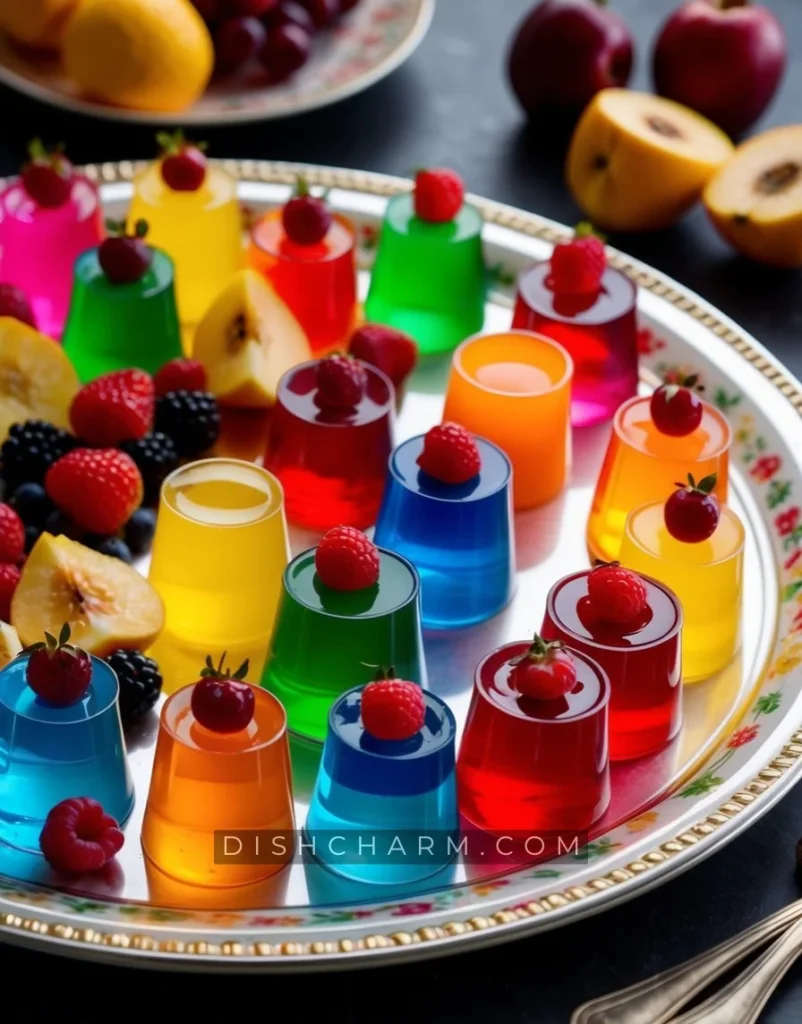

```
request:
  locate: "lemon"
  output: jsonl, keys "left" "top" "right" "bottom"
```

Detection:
{"left": 63, "top": 0, "right": 213, "bottom": 113}
{"left": 0, "top": 621, "right": 22, "bottom": 669}
{"left": 0, "top": 0, "right": 80, "bottom": 49}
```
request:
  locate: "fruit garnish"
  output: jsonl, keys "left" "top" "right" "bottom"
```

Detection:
{"left": 315, "top": 526, "right": 380, "bottom": 591}
{"left": 0, "top": 563, "right": 20, "bottom": 622}
{"left": 119, "top": 436, "right": 179, "bottom": 508}
{"left": 154, "top": 358, "right": 207, "bottom": 397}
{"left": 0, "top": 622, "right": 22, "bottom": 668}
{"left": 107, "top": 648, "right": 163, "bottom": 723}
{"left": 25, "top": 622, "right": 92, "bottom": 706}
{"left": 191, "top": 652, "right": 254, "bottom": 733}
{"left": 664, "top": 473, "right": 721, "bottom": 543}
{"left": 40, "top": 797, "right": 124, "bottom": 875}
{"left": 260, "top": 22, "right": 313, "bottom": 84}
{"left": 266, "top": 1, "right": 316, "bottom": 32}
{"left": 10, "top": 482, "right": 56, "bottom": 532}
{"left": 0, "top": 283, "right": 36, "bottom": 328}
{"left": 99, "top": 219, "right": 153, "bottom": 285}
{"left": 348, "top": 324, "right": 418, "bottom": 392}
{"left": 297, "top": 0, "right": 339, "bottom": 29}
{"left": 157, "top": 130, "right": 208, "bottom": 192}
{"left": 417, "top": 422, "right": 481, "bottom": 484}
{"left": 587, "top": 562, "right": 649, "bottom": 627}
{"left": 315, "top": 354, "right": 368, "bottom": 411}
{"left": 123, "top": 507, "right": 159, "bottom": 557}
{"left": 70, "top": 369, "right": 155, "bottom": 447}
{"left": 21, "top": 139, "right": 74, "bottom": 209}
{"left": 11, "top": 533, "right": 164, "bottom": 658}
{"left": 361, "top": 668, "right": 425, "bottom": 741}
{"left": 214, "top": 16, "right": 268, "bottom": 75}
{"left": 2, "top": 421, "right": 77, "bottom": 491}
{"left": 154, "top": 390, "right": 221, "bottom": 458}
{"left": 650, "top": 373, "right": 705, "bottom": 437}
{"left": 414, "top": 168, "right": 465, "bottom": 224}
{"left": 46, "top": 448, "right": 143, "bottom": 536}
{"left": 509, "top": 634, "right": 577, "bottom": 701}
{"left": 549, "top": 223, "right": 607, "bottom": 296}
{"left": 282, "top": 177, "right": 332, "bottom": 246}
{"left": 94, "top": 537, "right": 133, "bottom": 564}
{"left": 0, "top": 503, "right": 25, "bottom": 565}
{"left": 229, "top": 0, "right": 280, "bottom": 16}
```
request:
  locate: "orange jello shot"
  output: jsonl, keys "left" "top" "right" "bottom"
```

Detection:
{"left": 443, "top": 331, "right": 573, "bottom": 510}
{"left": 142, "top": 659, "right": 294, "bottom": 888}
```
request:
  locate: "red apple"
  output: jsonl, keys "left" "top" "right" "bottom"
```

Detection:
{"left": 653, "top": 0, "right": 787, "bottom": 138}
{"left": 508, "top": 0, "right": 634, "bottom": 120}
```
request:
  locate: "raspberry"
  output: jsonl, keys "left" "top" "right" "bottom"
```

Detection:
{"left": 587, "top": 563, "right": 648, "bottom": 627}
{"left": 509, "top": 635, "right": 577, "bottom": 701}
{"left": 664, "top": 473, "right": 720, "bottom": 543}
{"left": 348, "top": 324, "right": 417, "bottom": 391}
{"left": 550, "top": 225, "right": 607, "bottom": 295}
{"left": 0, "top": 283, "right": 36, "bottom": 327}
{"left": 155, "top": 390, "right": 221, "bottom": 458}
{"left": 119, "top": 433, "right": 179, "bottom": 506}
{"left": 25, "top": 623, "right": 92, "bottom": 706}
{"left": 99, "top": 219, "right": 153, "bottom": 285}
{"left": 39, "top": 797, "right": 124, "bottom": 874}
{"left": 45, "top": 448, "right": 143, "bottom": 536}
{"left": 70, "top": 369, "right": 154, "bottom": 446}
{"left": 0, "top": 563, "right": 20, "bottom": 621}
{"left": 315, "top": 526, "right": 380, "bottom": 591}
{"left": 21, "top": 139, "right": 74, "bottom": 209}
{"left": 154, "top": 358, "right": 207, "bottom": 397}
{"left": 106, "top": 648, "right": 163, "bottom": 723}
{"left": 650, "top": 375, "right": 705, "bottom": 437}
{"left": 414, "top": 168, "right": 465, "bottom": 224}
{"left": 191, "top": 653, "right": 254, "bottom": 733}
{"left": 0, "top": 503, "right": 24, "bottom": 564}
{"left": 282, "top": 178, "right": 332, "bottom": 246}
{"left": 417, "top": 422, "right": 481, "bottom": 484}
{"left": 316, "top": 355, "right": 368, "bottom": 411}
{"left": 1, "top": 420, "right": 77, "bottom": 489}
{"left": 361, "top": 676, "right": 425, "bottom": 741}
{"left": 157, "top": 130, "right": 208, "bottom": 192}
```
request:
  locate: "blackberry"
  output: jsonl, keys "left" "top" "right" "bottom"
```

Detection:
{"left": 155, "top": 391, "right": 220, "bottom": 459}
{"left": 120, "top": 432, "right": 179, "bottom": 506}
{"left": 106, "top": 649, "right": 163, "bottom": 722}
{"left": 1, "top": 420, "right": 76, "bottom": 489}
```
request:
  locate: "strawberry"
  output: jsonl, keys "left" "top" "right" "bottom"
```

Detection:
{"left": 0, "top": 503, "right": 25, "bottom": 564}
{"left": 154, "top": 358, "right": 207, "bottom": 397}
{"left": 157, "top": 130, "right": 208, "bottom": 192}
{"left": 417, "top": 422, "right": 481, "bottom": 484}
{"left": 586, "top": 563, "right": 648, "bottom": 627}
{"left": 315, "top": 526, "right": 380, "bottom": 591}
{"left": 282, "top": 177, "right": 332, "bottom": 246}
{"left": 509, "top": 635, "right": 577, "bottom": 701}
{"left": 348, "top": 324, "right": 417, "bottom": 391}
{"left": 25, "top": 623, "right": 92, "bottom": 707}
{"left": 21, "top": 139, "right": 74, "bottom": 209}
{"left": 99, "top": 220, "right": 153, "bottom": 285}
{"left": 414, "top": 168, "right": 465, "bottom": 223}
{"left": 45, "top": 449, "right": 143, "bottom": 535}
{"left": 550, "top": 223, "right": 607, "bottom": 295}
{"left": 0, "top": 283, "right": 36, "bottom": 328}
{"left": 0, "top": 563, "right": 20, "bottom": 621}
{"left": 361, "top": 671, "right": 425, "bottom": 741}
{"left": 70, "top": 369, "right": 154, "bottom": 446}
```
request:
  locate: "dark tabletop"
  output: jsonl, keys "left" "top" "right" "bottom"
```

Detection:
{"left": 1, "top": 0, "right": 802, "bottom": 1019}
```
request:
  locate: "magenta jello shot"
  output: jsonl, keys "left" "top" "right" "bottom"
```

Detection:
{"left": 264, "top": 359, "right": 395, "bottom": 531}
{"left": 457, "top": 641, "right": 611, "bottom": 834}
{"left": 541, "top": 570, "right": 682, "bottom": 761}
{"left": 512, "top": 260, "right": 638, "bottom": 428}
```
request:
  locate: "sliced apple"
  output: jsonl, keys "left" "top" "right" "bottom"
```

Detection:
{"left": 11, "top": 533, "right": 164, "bottom": 657}
{"left": 0, "top": 316, "right": 80, "bottom": 443}
{"left": 193, "top": 269, "right": 311, "bottom": 409}
{"left": 704, "top": 125, "right": 802, "bottom": 269}
{"left": 567, "top": 88, "right": 734, "bottom": 232}
{"left": 0, "top": 621, "right": 22, "bottom": 668}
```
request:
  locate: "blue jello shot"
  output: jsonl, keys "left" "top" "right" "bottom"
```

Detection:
{"left": 305, "top": 685, "right": 459, "bottom": 885}
{"left": 374, "top": 434, "right": 515, "bottom": 630}
{"left": 0, "top": 654, "right": 134, "bottom": 853}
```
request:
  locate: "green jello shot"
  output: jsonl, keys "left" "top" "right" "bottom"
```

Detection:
{"left": 62, "top": 248, "right": 183, "bottom": 382}
{"left": 261, "top": 547, "right": 427, "bottom": 743}
{"left": 365, "top": 193, "right": 487, "bottom": 355}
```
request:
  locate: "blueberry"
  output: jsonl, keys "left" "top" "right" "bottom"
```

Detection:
{"left": 44, "top": 509, "right": 85, "bottom": 540}
{"left": 95, "top": 537, "right": 133, "bottom": 564}
{"left": 124, "top": 508, "right": 158, "bottom": 557}
{"left": 24, "top": 524, "right": 42, "bottom": 553}
{"left": 9, "top": 482, "right": 54, "bottom": 527}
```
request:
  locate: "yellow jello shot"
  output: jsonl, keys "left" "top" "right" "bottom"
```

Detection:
{"left": 129, "top": 135, "right": 244, "bottom": 330}
{"left": 619, "top": 475, "right": 744, "bottom": 683}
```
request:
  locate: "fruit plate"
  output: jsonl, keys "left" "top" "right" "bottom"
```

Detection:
{"left": 2, "top": 159, "right": 802, "bottom": 972}
{"left": 0, "top": 0, "right": 434, "bottom": 125}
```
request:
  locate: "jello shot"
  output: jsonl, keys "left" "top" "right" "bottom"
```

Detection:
{"left": 0, "top": 141, "right": 104, "bottom": 338}
{"left": 141, "top": 664, "right": 294, "bottom": 887}
{"left": 457, "top": 635, "right": 611, "bottom": 833}
{"left": 374, "top": 424, "right": 515, "bottom": 630}
{"left": 129, "top": 136, "right": 244, "bottom": 329}
{"left": 541, "top": 566, "right": 682, "bottom": 760}
{"left": 513, "top": 228, "right": 638, "bottom": 427}
{"left": 264, "top": 355, "right": 395, "bottom": 531}
{"left": 148, "top": 459, "right": 290, "bottom": 694}
{"left": 0, "top": 647, "right": 134, "bottom": 852}
{"left": 306, "top": 679, "right": 459, "bottom": 885}
{"left": 443, "top": 330, "right": 573, "bottom": 510}
{"left": 619, "top": 475, "right": 744, "bottom": 682}
{"left": 588, "top": 384, "right": 731, "bottom": 563}
{"left": 365, "top": 170, "right": 486, "bottom": 355}
{"left": 249, "top": 182, "right": 357, "bottom": 354}
{"left": 261, "top": 530, "right": 427, "bottom": 744}
{"left": 62, "top": 222, "right": 183, "bottom": 381}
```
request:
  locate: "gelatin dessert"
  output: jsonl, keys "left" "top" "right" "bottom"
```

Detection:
{"left": 262, "top": 529, "right": 426, "bottom": 744}
{"left": 513, "top": 225, "right": 639, "bottom": 427}
{"left": 374, "top": 424, "right": 515, "bottom": 630}
{"left": 148, "top": 459, "right": 290, "bottom": 695}
{"left": 541, "top": 565, "right": 682, "bottom": 760}
{"left": 62, "top": 221, "right": 183, "bottom": 381}
{"left": 588, "top": 381, "right": 731, "bottom": 563}
{"left": 0, "top": 634, "right": 134, "bottom": 853}
{"left": 619, "top": 475, "right": 744, "bottom": 682}
{"left": 458, "top": 635, "right": 610, "bottom": 833}
{"left": 142, "top": 658, "right": 294, "bottom": 887}
{"left": 249, "top": 180, "right": 357, "bottom": 353}
{"left": 129, "top": 133, "right": 244, "bottom": 328}
{"left": 443, "top": 330, "right": 573, "bottom": 510}
{"left": 306, "top": 677, "right": 459, "bottom": 884}
{"left": 0, "top": 140, "right": 103, "bottom": 338}
{"left": 264, "top": 355, "right": 395, "bottom": 531}
{"left": 365, "top": 168, "right": 486, "bottom": 355}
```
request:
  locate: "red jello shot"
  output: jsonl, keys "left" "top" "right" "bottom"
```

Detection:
{"left": 512, "top": 262, "right": 638, "bottom": 428}
{"left": 541, "top": 570, "right": 682, "bottom": 762}
{"left": 457, "top": 642, "right": 611, "bottom": 834}
{"left": 264, "top": 360, "right": 395, "bottom": 530}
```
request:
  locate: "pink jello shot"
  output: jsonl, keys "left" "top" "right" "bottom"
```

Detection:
{"left": 457, "top": 640, "right": 611, "bottom": 833}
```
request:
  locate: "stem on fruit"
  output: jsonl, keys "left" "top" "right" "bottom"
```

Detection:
{"left": 715, "top": 0, "right": 747, "bottom": 9}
